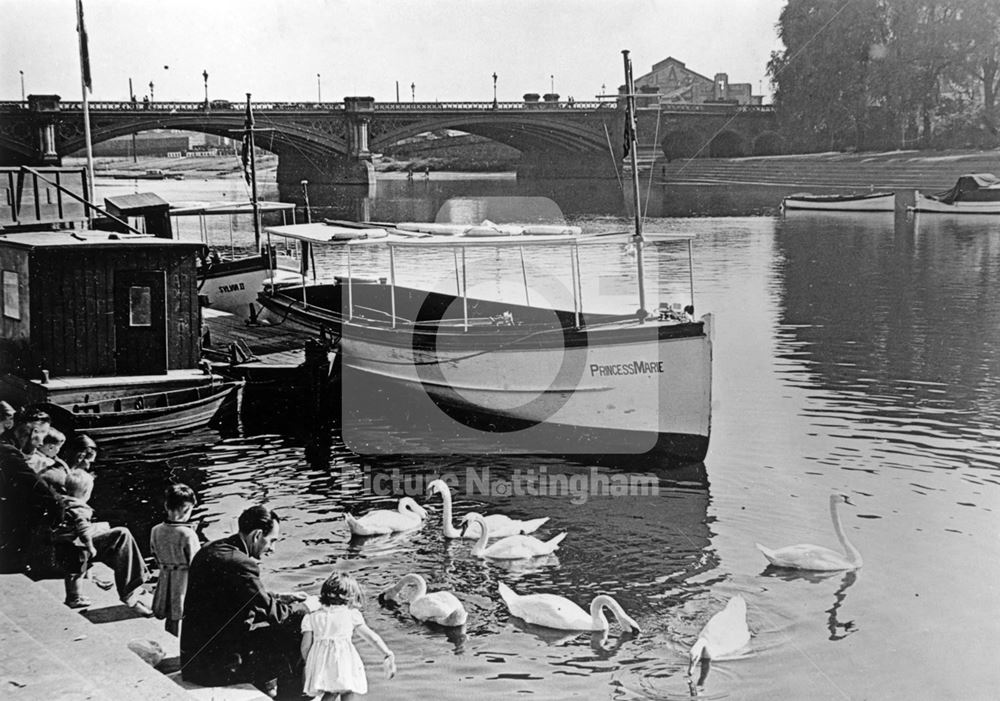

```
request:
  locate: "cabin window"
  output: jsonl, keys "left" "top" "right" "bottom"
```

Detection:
{"left": 128, "top": 285, "right": 152, "bottom": 326}
{"left": 2, "top": 271, "right": 19, "bottom": 320}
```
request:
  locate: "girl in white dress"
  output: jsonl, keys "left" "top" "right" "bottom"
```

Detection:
{"left": 300, "top": 573, "right": 396, "bottom": 700}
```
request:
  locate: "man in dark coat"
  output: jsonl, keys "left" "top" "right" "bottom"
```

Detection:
{"left": 0, "top": 408, "right": 62, "bottom": 573}
{"left": 181, "top": 505, "right": 309, "bottom": 695}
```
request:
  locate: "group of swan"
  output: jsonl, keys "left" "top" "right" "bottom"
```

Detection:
{"left": 349, "top": 488, "right": 862, "bottom": 683}
{"left": 343, "top": 480, "right": 552, "bottom": 544}
{"left": 428, "top": 479, "right": 550, "bottom": 539}
{"left": 685, "top": 494, "right": 861, "bottom": 678}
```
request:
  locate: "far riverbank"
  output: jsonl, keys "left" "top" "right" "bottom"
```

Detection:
{"left": 73, "top": 146, "right": 1000, "bottom": 196}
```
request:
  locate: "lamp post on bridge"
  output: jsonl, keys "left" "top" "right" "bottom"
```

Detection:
{"left": 19, "top": 70, "right": 24, "bottom": 102}
{"left": 203, "top": 70, "right": 209, "bottom": 107}
{"left": 149, "top": 80, "right": 154, "bottom": 103}
{"left": 492, "top": 72, "right": 497, "bottom": 108}
{"left": 317, "top": 73, "right": 321, "bottom": 103}
{"left": 411, "top": 82, "right": 415, "bottom": 102}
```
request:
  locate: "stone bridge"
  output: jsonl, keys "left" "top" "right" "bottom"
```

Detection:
{"left": 0, "top": 95, "right": 777, "bottom": 196}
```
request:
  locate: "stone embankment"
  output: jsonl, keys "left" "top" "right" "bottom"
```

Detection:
{"left": 81, "top": 147, "right": 1000, "bottom": 192}
{"left": 635, "top": 148, "right": 1000, "bottom": 192}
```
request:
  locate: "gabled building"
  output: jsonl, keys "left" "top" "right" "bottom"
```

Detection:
{"left": 631, "top": 57, "right": 761, "bottom": 105}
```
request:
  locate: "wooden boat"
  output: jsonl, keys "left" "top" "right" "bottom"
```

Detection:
{"left": 168, "top": 200, "right": 302, "bottom": 318}
{"left": 37, "top": 380, "right": 242, "bottom": 443}
{"left": 254, "top": 54, "right": 713, "bottom": 460}
{"left": 909, "top": 174, "right": 1000, "bottom": 213}
{"left": 781, "top": 191, "right": 895, "bottom": 212}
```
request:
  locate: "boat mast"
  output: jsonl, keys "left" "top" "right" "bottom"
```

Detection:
{"left": 622, "top": 50, "right": 647, "bottom": 318}
{"left": 75, "top": 0, "right": 95, "bottom": 221}
{"left": 244, "top": 93, "right": 262, "bottom": 250}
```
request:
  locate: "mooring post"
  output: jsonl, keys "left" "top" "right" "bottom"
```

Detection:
{"left": 303, "top": 335, "right": 334, "bottom": 467}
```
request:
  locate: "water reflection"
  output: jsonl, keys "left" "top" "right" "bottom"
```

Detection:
{"left": 774, "top": 211, "right": 1000, "bottom": 473}
{"left": 760, "top": 566, "right": 859, "bottom": 641}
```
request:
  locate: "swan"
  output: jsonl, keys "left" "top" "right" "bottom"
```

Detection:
{"left": 688, "top": 595, "right": 751, "bottom": 677}
{"left": 427, "top": 479, "right": 549, "bottom": 539}
{"left": 383, "top": 573, "right": 468, "bottom": 627}
{"left": 755, "top": 493, "right": 863, "bottom": 571}
{"left": 498, "top": 582, "right": 641, "bottom": 633}
{"left": 460, "top": 513, "right": 566, "bottom": 560}
{"left": 344, "top": 497, "right": 428, "bottom": 536}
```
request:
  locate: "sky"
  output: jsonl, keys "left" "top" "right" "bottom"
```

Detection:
{"left": 2, "top": 0, "right": 786, "bottom": 104}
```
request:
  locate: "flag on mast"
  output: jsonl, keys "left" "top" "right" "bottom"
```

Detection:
{"left": 76, "top": 0, "right": 92, "bottom": 91}
{"left": 240, "top": 100, "right": 253, "bottom": 186}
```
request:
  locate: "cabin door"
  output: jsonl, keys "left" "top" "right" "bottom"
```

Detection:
{"left": 114, "top": 270, "right": 168, "bottom": 375}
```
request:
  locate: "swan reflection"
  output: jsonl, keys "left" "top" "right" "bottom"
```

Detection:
{"left": 761, "top": 566, "right": 859, "bottom": 641}
{"left": 507, "top": 615, "right": 638, "bottom": 652}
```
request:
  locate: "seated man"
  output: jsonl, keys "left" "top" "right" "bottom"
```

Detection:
{"left": 0, "top": 409, "right": 151, "bottom": 612}
{"left": 0, "top": 408, "right": 63, "bottom": 573}
{"left": 181, "top": 505, "right": 310, "bottom": 695}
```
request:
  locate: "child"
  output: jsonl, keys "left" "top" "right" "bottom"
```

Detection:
{"left": 149, "top": 483, "right": 201, "bottom": 636}
{"left": 61, "top": 434, "right": 98, "bottom": 472}
{"left": 300, "top": 573, "right": 396, "bottom": 700}
{"left": 51, "top": 469, "right": 98, "bottom": 608}
{"left": 37, "top": 428, "right": 70, "bottom": 491}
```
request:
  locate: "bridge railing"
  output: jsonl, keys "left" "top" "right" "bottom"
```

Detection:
{"left": 0, "top": 99, "right": 772, "bottom": 114}
{"left": 654, "top": 102, "right": 775, "bottom": 114}
{"left": 373, "top": 100, "right": 615, "bottom": 111}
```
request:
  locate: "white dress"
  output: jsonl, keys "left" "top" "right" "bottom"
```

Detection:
{"left": 301, "top": 605, "right": 368, "bottom": 696}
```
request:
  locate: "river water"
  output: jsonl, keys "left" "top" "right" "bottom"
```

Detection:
{"left": 89, "top": 171, "right": 1000, "bottom": 700}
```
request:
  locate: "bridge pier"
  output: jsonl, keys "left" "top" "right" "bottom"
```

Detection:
{"left": 0, "top": 95, "right": 64, "bottom": 166}
{"left": 275, "top": 150, "right": 375, "bottom": 202}
{"left": 275, "top": 96, "right": 378, "bottom": 198}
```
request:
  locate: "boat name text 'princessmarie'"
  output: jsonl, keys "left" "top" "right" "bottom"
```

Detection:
{"left": 589, "top": 359, "right": 665, "bottom": 376}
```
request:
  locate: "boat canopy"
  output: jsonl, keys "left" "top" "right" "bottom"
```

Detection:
{"left": 262, "top": 221, "right": 694, "bottom": 247}
{"left": 931, "top": 173, "right": 1000, "bottom": 203}
{"left": 169, "top": 201, "right": 297, "bottom": 216}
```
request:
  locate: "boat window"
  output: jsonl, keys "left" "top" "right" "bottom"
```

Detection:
{"left": 129, "top": 286, "right": 152, "bottom": 326}
{"left": 2, "top": 270, "right": 19, "bottom": 320}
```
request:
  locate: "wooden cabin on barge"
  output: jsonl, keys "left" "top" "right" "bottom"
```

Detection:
{"left": 0, "top": 167, "right": 241, "bottom": 442}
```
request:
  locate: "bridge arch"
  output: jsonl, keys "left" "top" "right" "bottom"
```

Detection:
{"left": 370, "top": 113, "right": 616, "bottom": 158}
{"left": 55, "top": 112, "right": 349, "bottom": 162}
{"left": 661, "top": 129, "right": 708, "bottom": 160}
{"left": 752, "top": 131, "right": 783, "bottom": 156}
{"left": 708, "top": 130, "right": 745, "bottom": 158}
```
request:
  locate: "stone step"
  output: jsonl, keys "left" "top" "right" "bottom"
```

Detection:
{"left": 3, "top": 567, "right": 269, "bottom": 701}
{"left": 0, "top": 572, "right": 191, "bottom": 700}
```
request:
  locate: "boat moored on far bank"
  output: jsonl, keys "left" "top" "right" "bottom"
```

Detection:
{"left": 909, "top": 173, "right": 1000, "bottom": 214}
{"left": 781, "top": 191, "right": 896, "bottom": 212}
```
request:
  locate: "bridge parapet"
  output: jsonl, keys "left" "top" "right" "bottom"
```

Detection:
{"left": 373, "top": 100, "right": 614, "bottom": 111}
{"left": 654, "top": 103, "right": 775, "bottom": 115}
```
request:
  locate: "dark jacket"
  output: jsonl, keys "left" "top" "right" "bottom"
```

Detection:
{"left": 0, "top": 443, "right": 64, "bottom": 574}
{"left": 180, "top": 533, "right": 300, "bottom": 684}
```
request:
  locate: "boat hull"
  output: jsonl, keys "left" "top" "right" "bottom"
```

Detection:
{"left": 909, "top": 191, "right": 1000, "bottom": 214}
{"left": 1, "top": 375, "right": 244, "bottom": 443}
{"left": 200, "top": 256, "right": 300, "bottom": 318}
{"left": 782, "top": 192, "right": 895, "bottom": 212}
{"left": 260, "top": 284, "right": 711, "bottom": 459}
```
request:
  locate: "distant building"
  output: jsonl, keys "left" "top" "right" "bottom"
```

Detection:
{"left": 629, "top": 57, "right": 762, "bottom": 106}
{"left": 74, "top": 130, "right": 236, "bottom": 158}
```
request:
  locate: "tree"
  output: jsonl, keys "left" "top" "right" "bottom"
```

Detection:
{"left": 768, "top": 0, "right": 887, "bottom": 150}
{"left": 873, "top": 0, "right": 974, "bottom": 145}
